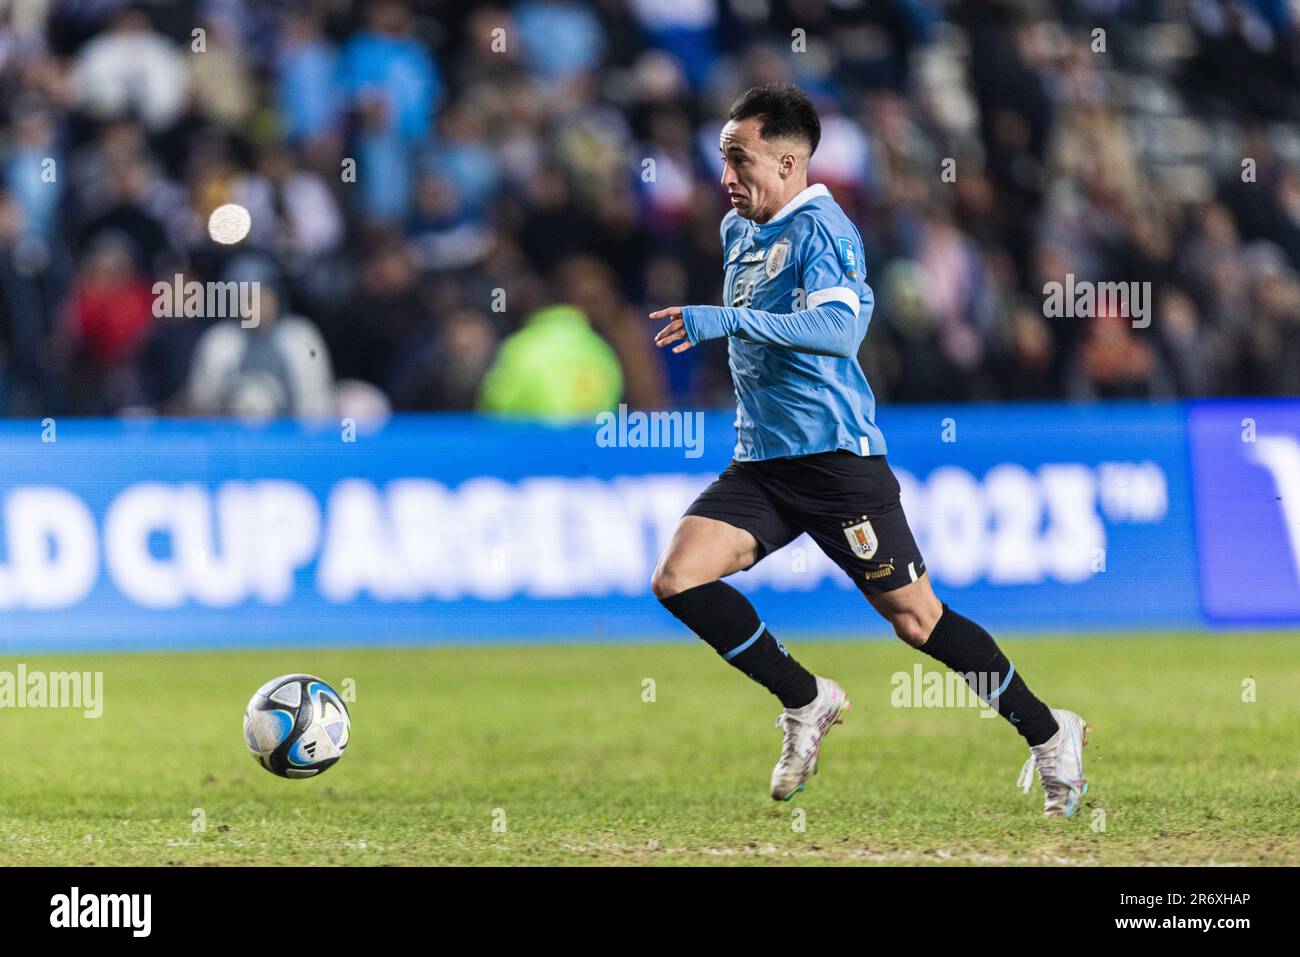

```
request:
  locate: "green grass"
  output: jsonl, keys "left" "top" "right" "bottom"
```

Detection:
{"left": 1, "top": 631, "right": 1297, "bottom": 866}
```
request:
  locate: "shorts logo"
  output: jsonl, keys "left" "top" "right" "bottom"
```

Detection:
{"left": 864, "top": 562, "right": 895, "bottom": 580}
{"left": 842, "top": 516, "right": 878, "bottom": 559}
{"left": 766, "top": 241, "right": 791, "bottom": 279}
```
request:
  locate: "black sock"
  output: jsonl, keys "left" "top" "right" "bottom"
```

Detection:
{"left": 659, "top": 581, "right": 817, "bottom": 708}
{"left": 919, "top": 604, "right": 1058, "bottom": 746}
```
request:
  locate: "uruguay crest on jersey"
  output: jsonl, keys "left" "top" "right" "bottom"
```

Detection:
{"left": 766, "top": 240, "right": 791, "bottom": 279}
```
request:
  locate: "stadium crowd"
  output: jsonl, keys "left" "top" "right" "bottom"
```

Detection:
{"left": 0, "top": 0, "right": 1297, "bottom": 420}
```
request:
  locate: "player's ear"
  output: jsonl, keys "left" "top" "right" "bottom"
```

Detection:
{"left": 779, "top": 147, "right": 806, "bottom": 179}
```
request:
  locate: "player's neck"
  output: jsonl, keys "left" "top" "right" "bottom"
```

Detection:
{"left": 753, "top": 179, "right": 811, "bottom": 225}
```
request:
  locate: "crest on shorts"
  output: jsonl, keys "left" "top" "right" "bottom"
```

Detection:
{"left": 842, "top": 516, "right": 878, "bottom": 559}
{"left": 766, "top": 241, "right": 791, "bottom": 279}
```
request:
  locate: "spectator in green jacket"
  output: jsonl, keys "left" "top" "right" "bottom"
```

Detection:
{"left": 478, "top": 304, "right": 623, "bottom": 418}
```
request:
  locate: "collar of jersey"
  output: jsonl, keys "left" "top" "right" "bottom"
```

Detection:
{"left": 750, "top": 183, "right": 830, "bottom": 235}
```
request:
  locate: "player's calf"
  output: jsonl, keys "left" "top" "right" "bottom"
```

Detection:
{"left": 657, "top": 579, "right": 817, "bottom": 708}
{"left": 920, "top": 603, "right": 1059, "bottom": 746}
{"left": 879, "top": 584, "right": 1059, "bottom": 748}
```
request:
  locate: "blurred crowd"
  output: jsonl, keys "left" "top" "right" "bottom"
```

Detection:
{"left": 0, "top": 0, "right": 1298, "bottom": 421}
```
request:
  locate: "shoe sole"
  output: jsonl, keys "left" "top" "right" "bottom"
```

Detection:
{"left": 775, "top": 694, "right": 850, "bottom": 802}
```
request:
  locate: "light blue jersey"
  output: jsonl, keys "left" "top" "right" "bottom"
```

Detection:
{"left": 682, "top": 184, "right": 886, "bottom": 462}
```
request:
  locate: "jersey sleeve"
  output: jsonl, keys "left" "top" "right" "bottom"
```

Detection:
{"left": 797, "top": 213, "right": 864, "bottom": 318}
{"left": 682, "top": 300, "right": 858, "bottom": 357}
{"left": 679, "top": 210, "right": 867, "bottom": 358}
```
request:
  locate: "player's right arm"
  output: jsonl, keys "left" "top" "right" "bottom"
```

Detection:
{"left": 658, "top": 300, "right": 858, "bottom": 357}
{"left": 653, "top": 213, "right": 868, "bottom": 358}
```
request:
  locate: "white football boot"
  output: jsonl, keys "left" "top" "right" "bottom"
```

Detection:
{"left": 1017, "top": 708, "right": 1092, "bottom": 817}
{"left": 770, "top": 676, "right": 850, "bottom": 801}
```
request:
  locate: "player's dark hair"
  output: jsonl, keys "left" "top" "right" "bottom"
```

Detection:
{"left": 728, "top": 83, "right": 821, "bottom": 155}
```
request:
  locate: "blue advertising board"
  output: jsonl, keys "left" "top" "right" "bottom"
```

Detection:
{"left": 1187, "top": 400, "right": 1300, "bottom": 623}
{"left": 0, "top": 400, "right": 1292, "bottom": 652}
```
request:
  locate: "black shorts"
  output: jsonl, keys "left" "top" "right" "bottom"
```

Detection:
{"left": 684, "top": 450, "right": 926, "bottom": 596}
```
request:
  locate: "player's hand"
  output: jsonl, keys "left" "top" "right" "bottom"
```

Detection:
{"left": 651, "top": 307, "right": 694, "bottom": 353}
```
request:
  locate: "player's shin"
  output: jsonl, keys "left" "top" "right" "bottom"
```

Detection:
{"left": 658, "top": 580, "right": 817, "bottom": 708}
{"left": 918, "top": 603, "right": 1058, "bottom": 746}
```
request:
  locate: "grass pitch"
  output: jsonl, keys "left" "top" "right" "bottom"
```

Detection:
{"left": 1, "top": 631, "right": 1296, "bottom": 866}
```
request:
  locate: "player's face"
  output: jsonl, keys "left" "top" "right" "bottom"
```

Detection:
{"left": 719, "top": 118, "right": 791, "bottom": 223}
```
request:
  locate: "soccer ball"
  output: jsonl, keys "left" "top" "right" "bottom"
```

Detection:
{"left": 243, "top": 674, "right": 350, "bottom": 778}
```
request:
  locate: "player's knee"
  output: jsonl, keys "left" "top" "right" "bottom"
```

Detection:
{"left": 889, "top": 612, "right": 929, "bottom": 648}
{"left": 651, "top": 564, "right": 703, "bottom": 602}
{"left": 888, "top": 604, "right": 942, "bottom": 648}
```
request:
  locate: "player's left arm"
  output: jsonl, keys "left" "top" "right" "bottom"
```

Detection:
{"left": 652, "top": 217, "right": 867, "bottom": 358}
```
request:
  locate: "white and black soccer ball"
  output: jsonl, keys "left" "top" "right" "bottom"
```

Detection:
{"left": 243, "top": 674, "right": 351, "bottom": 778}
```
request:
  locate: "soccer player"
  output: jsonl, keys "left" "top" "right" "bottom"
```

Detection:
{"left": 649, "top": 84, "right": 1090, "bottom": 816}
